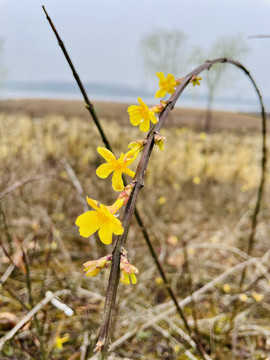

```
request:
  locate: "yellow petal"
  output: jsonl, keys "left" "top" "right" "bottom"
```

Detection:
{"left": 96, "top": 163, "right": 114, "bottom": 178}
{"left": 167, "top": 87, "right": 176, "bottom": 94}
{"left": 128, "top": 105, "right": 140, "bottom": 115}
{"left": 155, "top": 88, "right": 167, "bottom": 98}
{"left": 108, "top": 198, "right": 125, "bottom": 215}
{"left": 86, "top": 197, "right": 100, "bottom": 211}
{"left": 129, "top": 117, "right": 142, "bottom": 126}
{"left": 97, "top": 147, "right": 116, "bottom": 163}
{"left": 124, "top": 152, "right": 138, "bottom": 164}
{"left": 83, "top": 260, "right": 96, "bottom": 268}
{"left": 99, "top": 205, "right": 123, "bottom": 234}
{"left": 85, "top": 267, "right": 101, "bottom": 277}
{"left": 149, "top": 112, "right": 158, "bottom": 124}
{"left": 110, "top": 215, "right": 124, "bottom": 235}
{"left": 130, "top": 117, "right": 142, "bottom": 127}
{"left": 75, "top": 211, "right": 102, "bottom": 238}
{"left": 123, "top": 168, "right": 135, "bottom": 178}
{"left": 156, "top": 72, "right": 165, "bottom": 82}
{"left": 130, "top": 273, "right": 137, "bottom": 284}
{"left": 128, "top": 110, "right": 142, "bottom": 126}
{"left": 125, "top": 147, "right": 139, "bottom": 159}
{"left": 166, "top": 73, "right": 176, "bottom": 84}
{"left": 137, "top": 97, "right": 145, "bottom": 107}
{"left": 127, "top": 105, "right": 139, "bottom": 113}
{"left": 112, "top": 170, "right": 124, "bottom": 191}
{"left": 139, "top": 119, "right": 150, "bottom": 132}
{"left": 120, "top": 271, "right": 130, "bottom": 285}
{"left": 98, "top": 223, "right": 113, "bottom": 245}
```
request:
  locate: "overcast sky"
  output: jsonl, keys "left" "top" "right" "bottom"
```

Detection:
{"left": 0, "top": 0, "right": 269, "bottom": 106}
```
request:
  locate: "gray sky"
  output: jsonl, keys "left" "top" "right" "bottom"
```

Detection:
{"left": 0, "top": 0, "right": 269, "bottom": 106}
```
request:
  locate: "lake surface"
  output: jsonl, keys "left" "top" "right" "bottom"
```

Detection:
{"left": 0, "top": 80, "right": 266, "bottom": 113}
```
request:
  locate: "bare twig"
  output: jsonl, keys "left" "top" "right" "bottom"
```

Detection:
{"left": 42, "top": 6, "right": 111, "bottom": 152}
{"left": 181, "top": 238, "right": 206, "bottom": 357}
{"left": 187, "top": 243, "right": 270, "bottom": 286}
{"left": 0, "top": 203, "right": 13, "bottom": 253}
{"left": 90, "top": 257, "right": 261, "bottom": 358}
{"left": 61, "top": 158, "right": 98, "bottom": 257}
{"left": 80, "top": 331, "right": 90, "bottom": 360}
{"left": 0, "top": 233, "right": 33, "bottom": 286}
{"left": 42, "top": 5, "right": 190, "bottom": 341}
{"left": 22, "top": 249, "right": 46, "bottom": 360}
{"left": 151, "top": 323, "right": 200, "bottom": 360}
{"left": 42, "top": 10, "right": 267, "bottom": 357}
{"left": 0, "top": 289, "right": 71, "bottom": 351}
{"left": 60, "top": 158, "right": 84, "bottom": 195}
{"left": 97, "top": 58, "right": 267, "bottom": 358}
{"left": 0, "top": 173, "right": 51, "bottom": 200}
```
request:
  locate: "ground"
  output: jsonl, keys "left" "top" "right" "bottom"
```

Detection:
{"left": 0, "top": 99, "right": 269, "bottom": 360}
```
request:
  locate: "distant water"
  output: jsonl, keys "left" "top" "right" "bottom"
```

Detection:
{"left": 0, "top": 80, "right": 265, "bottom": 113}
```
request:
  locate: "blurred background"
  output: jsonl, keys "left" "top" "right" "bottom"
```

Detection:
{"left": 0, "top": 0, "right": 269, "bottom": 112}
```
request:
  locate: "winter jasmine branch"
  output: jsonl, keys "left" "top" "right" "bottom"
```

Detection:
{"left": 97, "top": 58, "right": 266, "bottom": 359}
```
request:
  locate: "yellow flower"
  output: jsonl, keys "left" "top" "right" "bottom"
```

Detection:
{"left": 155, "top": 72, "right": 177, "bottom": 98}
{"left": 223, "top": 284, "right": 231, "bottom": 293}
{"left": 118, "top": 183, "right": 135, "bottom": 205}
{"left": 190, "top": 75, "right": 202, "bottom": 86}
{"left": 199, "top": 132, "right": 207, "bottom": 140}
{"left": 155, "top": 277, "right": 163, "bottom": 285}
{"left": 120, "top": 255, "right": 139, "bottom": 285}
{"left": 252, "top": 292, "right": 264, "bottom": 302}
{"left": 55, "top": 334, "right": 70, "bottom": 350}
{"left": 158, "top": 196, "right": 167, "bottom": 205}
{"left": 96, "top": 147, "right": 137, "bottom": 191}
{"left": 75, "top": 197, "right": 124, "bottom": 245}
{"left": 127, "top": 98, "right": 158, "bottom": 132}
{"left": 83, "top": 254, "right": 113, "bottom": 277}
{"left": 239, "top": 294, "right": 248, "bottom": 302}
{"left": 154, "top": 134, "right": 166, "bottom": 151}
{"left": 149, "top": 101, "right": 167, "bottom": 113}
{"left": 193, "top": 176, "right": 201, "bottom": 185}
{"left": 127, "top": 139, "right": 146, "bottom": 155}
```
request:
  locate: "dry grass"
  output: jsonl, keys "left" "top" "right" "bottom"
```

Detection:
{"left": 0, "top": 100, "right": 270, "bottom": 359}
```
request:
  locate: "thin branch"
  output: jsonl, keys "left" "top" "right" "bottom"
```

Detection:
{"left": 0, "top": 173, "right": 51, "bottom": 200}
{"left": 89, "top": 257, "right": 261, "bottom": 359}
{"left": 181, "top": 238, "right": 206, "bottom": 355}
{"left": 188, "top": 243, "right": 270, "bottom": 286}
{"left": 0, "top": 233, "right": 34, "bottom": 286}
{"left": 42, "top": 6, "right": 111, "bottom": 152}
{"left": 151, "top": 323, "right": 200, "bottom": 360}
{"left": 80, "top": 331, "right": 90, "bottom": 360}
{"left": 22, "top": 249, "right": 46, "bottom": 360}
{"left": 42, "top": 5, "right": 189, "bottom": 342}
{"left": 0, "top": 203, "right": 13, "bottom": 253}
{"left": 0, "top": 289, "right": 71, "bottom": 351}
{"left": 97, "top": 57, "right": 267, "bottom": 358}
{"left": 60, "top": 158, "right": 98, "bottom": 257}
{"left": 42, "top": 12, "right": 267, "bottom": 357}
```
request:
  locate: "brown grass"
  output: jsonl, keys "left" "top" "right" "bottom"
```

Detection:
{"left": 0, "top": 99, "right": 269, "bottom": 359}
{"left": 0, "top": 98, "right": 264, "bottom": 131}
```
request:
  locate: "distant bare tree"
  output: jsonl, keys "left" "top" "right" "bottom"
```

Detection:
{"left": 139, "top": 29, "right": 187, "bottom": 89}
{"left": 192, "top": 35, "right": 249, "bottom": 131}
{"left": 0, "top": 37, "right": 7, "bottom": 86}
{"left": 248, "top": 34, "right": 270, "bottom": 39}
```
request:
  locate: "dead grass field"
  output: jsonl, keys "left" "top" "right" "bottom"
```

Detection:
{"left": 0, "top": 99, "right": 270, "bottom": 359}
{"left": 0, "top": 98, "right": 265, "bottom": 131}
